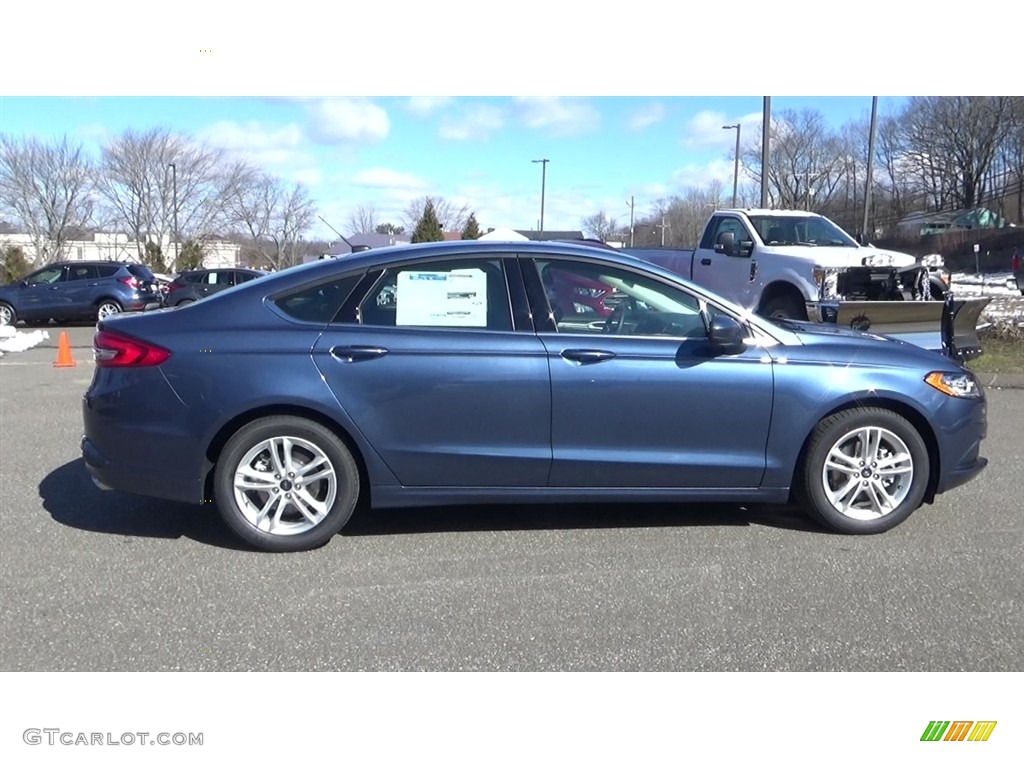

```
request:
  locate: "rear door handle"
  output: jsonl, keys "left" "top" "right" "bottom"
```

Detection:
{"left": 330, "top": 345, "right": 389, "bottom": 363}
{"left": 700, "top": 258, "right": 712, "bottom": 266}
{"left": 560, "top": 349, "right": 616, "bottom": 365}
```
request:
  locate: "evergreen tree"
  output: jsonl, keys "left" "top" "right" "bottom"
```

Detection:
{"left": 176, "top": 240, "right": 205, "bottom": 271}
{"left": 461, "top": 213, "right": 481, "bottom": 240}
{"left": 411, "top": 200, "right": 444, "bottom": 243}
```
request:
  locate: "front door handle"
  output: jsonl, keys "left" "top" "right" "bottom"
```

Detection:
{"left": 331, "top": 345, "right": 389, "bottom": 363}
{"left": 561, "top": 349, "right": 616, "bottom": 365}
{"left": 700, "top": 258, "right": 712, "bottom": 266}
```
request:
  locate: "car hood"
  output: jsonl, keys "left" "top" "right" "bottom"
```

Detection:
{"left": 765, "top": 317, "right": 953, "bottom": 366}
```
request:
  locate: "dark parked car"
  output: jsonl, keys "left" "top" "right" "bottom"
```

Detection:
{"left": 0, "top": 260, "right": 161, "bottom": 326}
{"left": 162, "top": 268, "right": 266, "bottom": 307}
{"left": 82, "top": 241, "right": 988, "bottom": 552}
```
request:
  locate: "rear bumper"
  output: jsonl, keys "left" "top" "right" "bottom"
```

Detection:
{"left": 81, "top": 435, "right": 203, "bottom": 505}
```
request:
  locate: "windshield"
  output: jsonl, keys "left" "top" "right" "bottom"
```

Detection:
{"left": 748, "top": 215, "right": 858, "bottom": 247}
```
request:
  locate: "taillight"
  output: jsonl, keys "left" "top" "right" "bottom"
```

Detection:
{"left": 93, "top": 330, "right": 170, "bottom": 367}
{"left": 1013, "top": 253, "right": 1020, "bottom": 271}
{"left": 119, "top": 276, "right": 139, "bottom": 289}
{"left": 168, "top": 282, "right": 184, "bottom": 292}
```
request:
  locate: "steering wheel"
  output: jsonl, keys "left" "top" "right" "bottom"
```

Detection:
{"left": 602, "top": 299, "right": 634, "bottom": 334}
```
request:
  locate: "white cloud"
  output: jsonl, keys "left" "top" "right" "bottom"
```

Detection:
{"left": 683, "top": 110, "right": 763, "bottom": 148}
{"left": 307, "top": 98, "right": 390, "bottom": 143}
{"left": 407, "top": 96, "right": 454, "bottom": 116}
{"left": 671, "top": 159, "right": 736, "bottom": 190}
{"left": 514, "top": 97, "right": 600, "bottom": 136}
{"left": 197, "top": 120, "right": 311, "bottom": 170}
{"left": 627, "top": 102, "right": 666, "bottom": 132}
{"left": 291, "top": 168, "right": 324, "bottom": 187}
{"left": 351, "top": 168, "right": 429, "bottom": 190}
{"left": 438, "top": 105, "right": 505, "bottom": 141}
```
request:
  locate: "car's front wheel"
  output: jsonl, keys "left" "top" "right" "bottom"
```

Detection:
{"left": 0, "top": 302, "right": 16, "bottom": 326}
{"left": 795, "top": 407, "right": 929, "bottom": 534}
{"left": 96, "top": 300, "right": 122, "bottom": 321}
{"left": 214, "top": 416, "right": 360, "bottom": 552}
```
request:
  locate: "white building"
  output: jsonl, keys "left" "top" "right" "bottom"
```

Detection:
{"left": 0, "top": 232, "right": 241, "bottom": 270}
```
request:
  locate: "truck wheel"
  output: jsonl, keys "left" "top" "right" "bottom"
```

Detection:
{"left": 760, "top": 295, "right": 806, "bottom": 321}
{"left": 794, "top": 407, "right": 929, "bottom": 534}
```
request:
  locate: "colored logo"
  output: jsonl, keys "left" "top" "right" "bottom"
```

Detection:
{"left": 921, "top": 721, "right": 997, "bottom": 742}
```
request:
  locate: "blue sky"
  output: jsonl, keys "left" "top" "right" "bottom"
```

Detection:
{"left": 0, "top": 96, "right": 907, "bottom": 239}
{"left": 1, "top": 2, "right": 1015, "bottom": 241}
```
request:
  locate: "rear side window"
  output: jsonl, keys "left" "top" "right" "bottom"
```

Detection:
{"left": 68, "top": 265, "right": 99, "bottom": 281}
{"left": 96, "top": 264, "right": 120, "bottom": 278}
{"left": 273, "top": 274, "right": 362, "bottom": 323}
{"left": 126, "top": 264, "right": 155, "bottom": 282}
{"left": 352, "top": 258, "right": 513, "bottom": 331}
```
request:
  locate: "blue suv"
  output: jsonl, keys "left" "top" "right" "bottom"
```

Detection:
{"left": 0, "top": 260, "right": 162, "bottom": 326}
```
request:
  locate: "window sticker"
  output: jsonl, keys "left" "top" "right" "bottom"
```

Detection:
{"left": 395, "top": 268, "right": 488, "bottom": 327}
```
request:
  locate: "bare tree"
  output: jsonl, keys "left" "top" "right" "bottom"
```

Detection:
{"left": 96, "top": 127, "right": 244, "bottom": 262}
{"left": 225, "top": 174, "right": 317, "bottom": 270}
{"left": 742, "top": 109, "right": 848, "bottom": 211}
{"left": 0, "top": 135, "right": 95, "bottom": 265}
{"left": 402, "top": 195, "right": 470, "bottom": 234}
{"left": 580, "top": 211, "right": 619, "bottom": 241}
{"left": 347, "top": 204, "right": 378, "bottom": 235}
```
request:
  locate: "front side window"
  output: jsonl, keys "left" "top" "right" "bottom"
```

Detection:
{"left": 27, "top": 267, "right": 65, "bottom": 285}
{"left": 352, "top": 258, "right": 513, "bottom": 331}
{"left": 530, "top": 259, "right": 706, "bottom": 338}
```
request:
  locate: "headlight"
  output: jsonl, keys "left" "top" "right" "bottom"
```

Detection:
{"left": 925, "top": 371, "right": 983, "bottom": 398}
{"left": 813, "top": 267, "right": 841, "bottom": 300}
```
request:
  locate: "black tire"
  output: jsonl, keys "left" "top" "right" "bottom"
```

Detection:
{"left": 794, "top": 407, "right": 929, "bottom": 534}
{"left": 760, "top": 294, "right": 806, "bottom": 321}
{"left": 0, "top": 302, "right": 16, "bottom": 326}
{"left": 928, "top": 277, "right": 947, "bottom": 300}
{"left": 175, "top": 299, "right": 195, "bottom": 308}
{"left": 214, "top": 416, "right": 360, "bottom": 552}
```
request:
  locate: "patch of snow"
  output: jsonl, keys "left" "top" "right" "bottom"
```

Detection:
{"left": 0, "top": 327, "right": 50, "bottom": 355}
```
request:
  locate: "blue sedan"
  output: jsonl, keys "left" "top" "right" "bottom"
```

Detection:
{"left": 81, "top": 241, "right": 987, "bottom": 552}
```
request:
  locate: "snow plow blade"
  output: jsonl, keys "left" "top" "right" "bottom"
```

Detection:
{"left": 818, "top": 296, "right": 991, "bottom": 361}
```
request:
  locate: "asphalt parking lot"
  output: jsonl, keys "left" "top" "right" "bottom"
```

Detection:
{"left": 1, "top": 324, "right": 1022, "bottom": 671}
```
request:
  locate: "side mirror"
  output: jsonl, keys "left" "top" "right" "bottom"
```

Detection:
{"left": 708, "top": 315, "right": 746, "bottom": 353}
{"left": 714, "top": 231, "right": 737, "bottom": 256}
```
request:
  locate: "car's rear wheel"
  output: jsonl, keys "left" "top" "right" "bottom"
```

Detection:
{"left": 96, "top": 300, "right": 122, "bottom": 321}
{"left": 0, "top": 302, "right": 16, "bottom": 326}
{"left": 795, "top": 407, "right": 929, "bottom": 534}
{"left": 214, "top": 416, "right": 360, "bottom": 552}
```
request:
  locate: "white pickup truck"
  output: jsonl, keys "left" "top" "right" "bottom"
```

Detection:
{"left": 624, "top": 208, "right": 989, "bottom": 359}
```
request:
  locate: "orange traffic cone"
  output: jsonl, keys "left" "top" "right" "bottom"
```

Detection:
{"left": 54, "top": 331, "right": 76, "bottom": 368}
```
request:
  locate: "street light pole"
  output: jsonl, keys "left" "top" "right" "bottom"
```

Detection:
{"left": 722, "top": 124, "right": 741, "bottom": 207}
{"left": 168, "top": 163, "right": 178, "bottom": 266}
{"left": 532, "top": 159, "right": 549, "bottom": 236}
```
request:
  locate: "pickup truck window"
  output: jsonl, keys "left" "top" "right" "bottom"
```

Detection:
{"left": 747, "top": 215, "right": 858, "bottom": 247}
{"left": 700, "top": 216, "right": 751, "bottom": 251}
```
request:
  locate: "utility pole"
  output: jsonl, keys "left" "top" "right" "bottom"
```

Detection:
{"left": 862, "top": 96, "right": 879, "bottom": 242}
{"left": 761, "top": 97, "right": 771, "bottom": 208}
{"left": 627, "top": 196, "right": 635, "bottom": 247}
{"left": 656, "top": 214, "right": 669, "bottom": 247}
{"left": 532, "top": 159, "right": 549, "bottom": 236}
{"left": 722, "top": 123, "right": 741, "bottom": 207}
